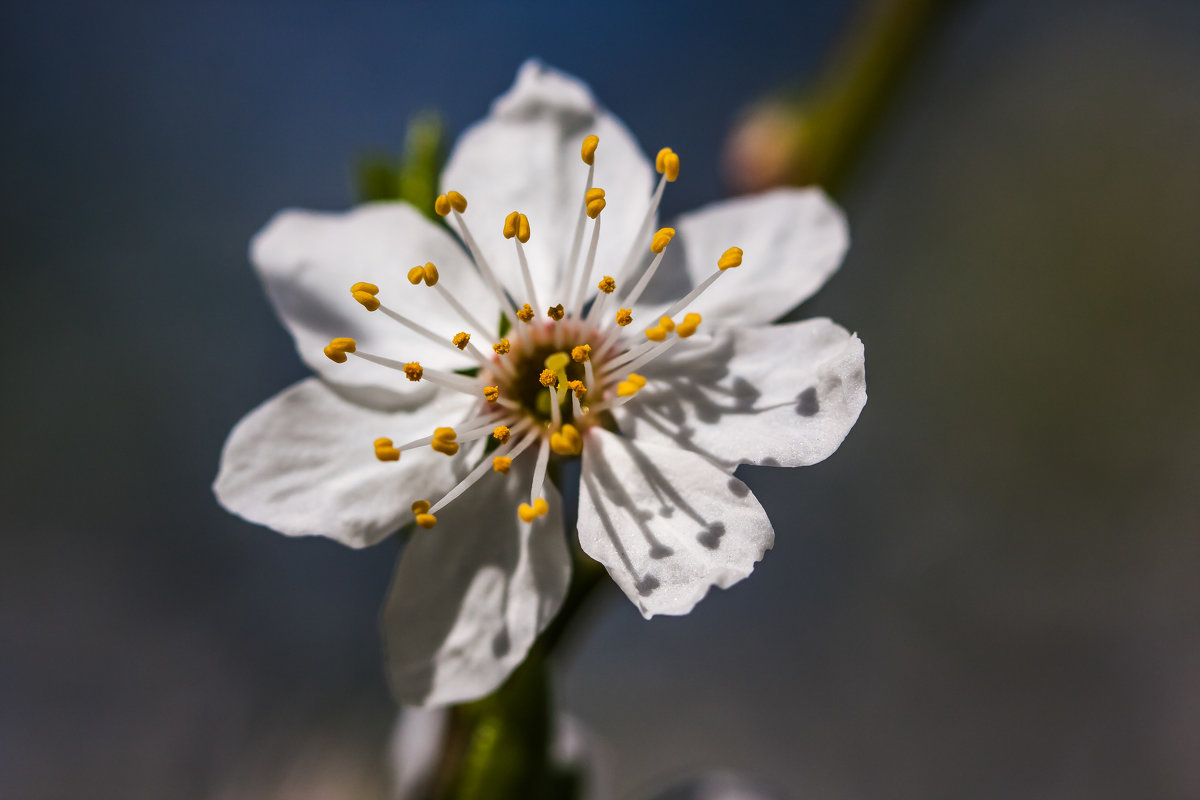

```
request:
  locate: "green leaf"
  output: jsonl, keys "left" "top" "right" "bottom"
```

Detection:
{"left": 498, "top": 311, "right": 512, "bottom": 339}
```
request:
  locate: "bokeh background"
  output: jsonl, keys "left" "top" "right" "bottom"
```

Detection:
{"left": 3, "top": 1, "right": 1199, "bottom": 798}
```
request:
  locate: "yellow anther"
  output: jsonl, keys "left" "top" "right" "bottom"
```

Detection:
{"left": 568, "top": 379, "right": 587, "bottom": 399}
{"left": 403, "top": 361, "right": 423, "bottom": 382}
{"left": 446, "top": 190, "right": 467, "bottom": 213}
{"left": 645, "top": 326, "right": 668, "bottom": 342}
{"left": 655, "top": 147, "right": 680, "bottom": 182}
{"left": 373, "top": 437, "right": 400, "bottom": 462}
{"left": 650, "top": 227, "right": 676, "bottom": 254}
{"left": 421, "top": 262, "right": 439, "bottom": 286}
{"left": 492, "top": 425, "right": 511, "bottom": 445}
{"left": 492, "top": 456, "right": 513, "bottom": 474}
{"left": 676, "top": 312, "right": 702, "bottom": 338}
{"left": 545, "top": 351, "right": 571, "bottom": 372}
{"left": 538, "top": 368, "right": 558, "bottom": 388}
{"left": 547, "top": 303, "right": 565, "bottom": 321}
{"left": 352, "top": 291, "right": 380, "bottom": 311}
{"left": 617, "top": 373, "right": 647, "bottom": 397}
{"left": 581, "top": 134, "right": 599, "bottom": 165}
{"left": 411, "top": 500, "right": 437, "bottom": 529}
{"left": 434, "top": 194, "right": 452, "bottom": 217}
{"left": 597, "top": 275, "right": 615, "bottom": 294}
{"left": 503, "top": 211, "right": 520, "bottom": 239}
{"left": 517, "top": 213, "right": 530, "bottom": 243}
{"left": 571, "top": 344, "right": 591, "bottom": 363}
{"left": 585, "top": 187, "right": 606, "bottom": 218}
{"left": 351, "top": 281, "right": 379, "bottom": 295}
{"left": 407, "top": 266, "right": 426, "bottom": 285}
{"left": 493, "top": 338, "right": 511, "bottom": 355}
{"left": 518, "top": 497, "right": 550, "bottom": 522}
{"left": 323, "top": 337, "right": 356, "bottom": 363}
{"left": 431, "top": 427, "right": 459, "bottom": 456}
{"left": 452, "top": 332, "right": 471, "bottom": 350}
{"left": 550, "top": 423, "right": 583, "bottom": 456}
{"left": 658, "top": 315, "right": 676, "bottom": 333}
{"left": 616, "top": 308, "right": 633, "bottom": 327}
{"left": 517, "top": 304, "right": 534, "bottom": 323}
{"left": 717, "top": 246, "right": 743, "bottom": 270}
{"left": 483, "top": 385, "right": 500, "bottom": 403}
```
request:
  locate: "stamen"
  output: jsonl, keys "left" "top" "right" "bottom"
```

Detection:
{"left": 349, "top": 351, "right": 482, "bottom": 396}
{"left": 438, "top": 193, "right": 514, "bottom": 314}
{"left": 452, "top": 332, "right": 471, "bottom": 350}
{"left": 492, "top": 425, "right": 511, "bottom": 445}
{"left": 518, "top": 498, "right": 550, "bottom": 523}
{"left": 585, "top": 187, "right": 606, "bottom": 218}
{"left": 427, "top": 427, "right": 540, "bottom": 515}
{"left": 620, "top": 227, "right": 676, "bottom": 309}
{"left": 571, "top": 344, "right": 591, "bottom": 363}
{"left": 351, "top": 281, "right": 381, "bottom": 311}
{"left": 483, "top": 385, "right": 500, "bottom": 404}
{"left": 403, "top": 362, "right": 423, "bottom": 382}
{"left": 597, "top": 276, "right": 615, "bottom": 294}
{"left": 373, "top": 437, "right": 400, "bottom": 461}
{"left": 547, "top": 385, "right": 561, "bottom": 428}
{"left": 581, "top": 135, "right": 599, "bottom": 166}
{"left": 676, "top": 312, "right": 702, "bottom": 338}
{"left": 570, "top": 209, "right": 602, "bottom": 315}
{"left": 493, "top": 338, "right": 511, "bottom": 355}
{"left": 617, "top": 373, "right": 647, "bottom": 397}
{"left": 516, "top": 304, "right": 534, "bottom": 323}
{"left": 655, "top": 147, "right": 681, "bottom": 182}
{"left": 616, "top": 308, "right": 633, "bottom": 327}
{"left": 562, "top": 135, "right": 599, "bottom": 316}
{"left": 504, "top": 211, "right": 541, "bottom": 313}
{"left": 376, "top": 301, "right": 495, "bottom": 370}
{"left": 547, "top": 303, "right": 565, "bottom": 321}
{"left": 613, "top": 153, "right": 674, "bottom": 288}
{"left": 431, "top": 426, "right": 459, "bottom": 456}
{"left": 568, "top": 380, "right": 587, "bottom": 400}
{"left": 538, "top": 368, "right": 558, "bottom": 388}
{"left": 644, "top": 325, "right": 669, "bottom": 342}
{"left": 529, "top": 435, "right": 551, "bottom": 503}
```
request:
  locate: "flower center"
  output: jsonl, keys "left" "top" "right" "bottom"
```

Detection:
{"left": 322, "top": 136, "right": 744, "bottom": 527}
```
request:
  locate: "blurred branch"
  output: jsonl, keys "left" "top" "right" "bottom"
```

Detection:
{"left": 724, "top": 0, "right": 961, "bottom": 197}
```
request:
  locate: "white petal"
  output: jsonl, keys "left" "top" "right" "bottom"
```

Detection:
{"left": 252, "top": 203, "right": 502, "bottom": 387}
{"left": 614, "top": 318, "right": 866, "bottom": 469}
{"left": 577, "top": 428, "right": 773, "bottom": 618}
{"left": 213, "top": 378, "right": 475, "bottom": 548}
{"left": 440, "top": 60, "right": 655, "bottom": 300}
{"left": 382, "top": 455, "right": 571, "bottom": 706}
{"left": 642, "top": 187, "right": 848, "bottom": 326}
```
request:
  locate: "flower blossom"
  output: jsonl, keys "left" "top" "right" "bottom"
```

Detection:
{"left": 214, "top": 61, "right": 866, "bottom": 706}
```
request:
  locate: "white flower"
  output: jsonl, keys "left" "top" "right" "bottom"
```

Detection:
{"left": 214, "top": 60, "right": 866, "bottom": 707}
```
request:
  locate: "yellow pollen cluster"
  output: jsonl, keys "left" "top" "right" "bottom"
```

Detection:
{"left": 407, "top": 262, "right": 440, "bottom": 286}
{"left": 482, "top": 385, "right": 500, "bottom": 403}
{"left": 373, "top": 437, "right": 400, "bottom": 462}
{"left": 571, "top": 344, "right": 591, "bottom": 363}
{"left": 547, "top": 303, "right": 565, "bottom": 321}
{"left": 350, "top": 281, "right": 380, "bottom": 311}
{"left": 403, "top": 361, "right": 423, "bottom": 381}
{"left": 493, "top": 338, "right": 511, "bottom": 355}
{"left": 492, "top": 425, "right": 511, "bottom": 445}
{"left": 434, "top": 190, "right": 467, "bottom": 217}
{"left": 517, "top": 303, "right": 534, "bottom": 323}
{"left": 518, "top": 497, "right": 550, "bottom": 523}
{"left": 538, "top": 368, "right": 558, "bottom": 388}
{"left": 503, "top": 211, "right": 531, "bottom": 243}
{"left": 452, "top": 331, "right": 471, "bottom": 350}
{"left": 568, "top": 380, "right": 587, "bottom": 399}
{"left": 617, "top": 373, "right": 647, "bottom": 397}
{"left": 616, "top": 308, "right": 633, "bottom": 327}
{"left": 718, "top": 247, "right": 743, "bottom": 270}
{"left": 650, "top": 227, "right": 676, "bottom": 254}
{"left": 585, "top": 187, "right": 606, "bottom": 218}
{"left": 597, "top": 275, "right": 615, "bottom": 294}
{"left": 412, "top": 500, "right": 437, "bottom": 529}
{"left": 645, "top": 315, "right": 676, "bottom": 341}
{"left": 431, "top": 427, "right": 459, "bottom": 456}
{"left": 323, "top": 337, "right": 356, "bottom": 363}
{"left": 581, "top": 134, "right": 599, "bottom": 165}
{"left": 656, "top": 147, "right": 680, "bottom": 182}
{"left": 492, "top": 456, "right": 512, "bottom": 474}
{"left": 677, "top": 312, "right": 702, "bottom": 338}
{"left": 550, "top": 423, "right": 583, "bottom": 456}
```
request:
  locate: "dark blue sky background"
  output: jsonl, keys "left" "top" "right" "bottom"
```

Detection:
{"left": 3, "top": 1, "right": 1199, "bottom": 798}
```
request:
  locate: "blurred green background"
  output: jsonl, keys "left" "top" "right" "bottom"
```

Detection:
{"left": 2, "top": 1, "right": 1198, "bottom": 798}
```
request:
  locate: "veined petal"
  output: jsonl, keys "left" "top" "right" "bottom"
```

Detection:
{"left": 640, "top": 188, "right": 848, "bottom": 326}
{"left": 614, "top": 318, "right": 866, "bottom": 469}
{"left": 213, "top": 378, "right": 474, "bottom": 548}
{"left": 577, "top": 428, "right": 773, "bottom": 618}
{"left": 382, "top": 456, "right": 571, "bottom": 707}
{"left": 252, "top": 203, "right": 500, "bottom": 387}
{"left": 440, "top": 60, "right": 655, "bottom": 299}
